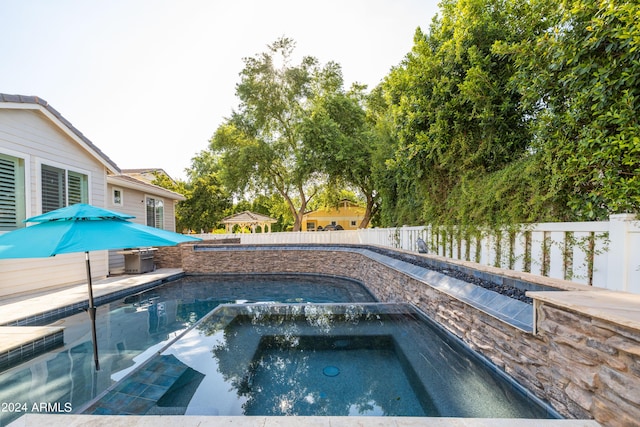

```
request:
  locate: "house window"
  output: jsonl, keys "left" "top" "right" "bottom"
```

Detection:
{"left": 351, "top": 220, "right": 357, "bottom": 227}
{"left": 113, "top": 188, "right": 123, "bottom": 206}
{"left": 146, "top": 197, "right": 164, "bottom": 229}
{"left": 41, "top": 164, "right": 88, "bottom": 212}
{"left": 307, "top": 222, "right": 316, "bottom": 231}
{"left": 0, "top": 153, "right": 26, "bottom": 230}
{"left": 68, "top": 171, "right": 88, "bottom": 205}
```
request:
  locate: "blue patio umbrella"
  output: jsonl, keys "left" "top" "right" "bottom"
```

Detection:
{"left": 0, "top": 203, "right": 201, "bottom": 370}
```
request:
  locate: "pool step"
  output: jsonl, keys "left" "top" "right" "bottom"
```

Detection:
{"left": 82, "top": 354, "right": 203, "bottom": 416}
{"left": 0, "top": 326, "right": 64, "bottom": 372}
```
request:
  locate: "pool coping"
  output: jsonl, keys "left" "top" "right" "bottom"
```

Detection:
{"left": 8, "top": 414, "right": 603, "bottom": 426}
{"left": 0, "top": 270, "right": 186, "bottom": 327}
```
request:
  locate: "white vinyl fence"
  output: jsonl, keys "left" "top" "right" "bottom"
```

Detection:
{"left": 194, "top": 214, "right": 640, "bottom": 294}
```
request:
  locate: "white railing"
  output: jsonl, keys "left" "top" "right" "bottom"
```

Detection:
{"left": 193, "top": 213, "right": 640, "bottom": 294}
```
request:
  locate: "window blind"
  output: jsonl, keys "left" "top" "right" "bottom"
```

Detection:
{"left": 41, "top": 165, "right": 65, "bottom": 213}
{"left": 0, "top": 156, "right": 18, "bottom": 230}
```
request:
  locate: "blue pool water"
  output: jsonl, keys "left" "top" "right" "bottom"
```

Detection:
{"left": 84, "top": 303, "right": 558, "bottom": 418}
{"left": 0, "top": 274, "right": 374, "bottom": 426}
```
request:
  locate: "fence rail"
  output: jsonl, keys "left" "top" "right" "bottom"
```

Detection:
{"left": 193, "top": 213, "right": 640, "bottom": 294}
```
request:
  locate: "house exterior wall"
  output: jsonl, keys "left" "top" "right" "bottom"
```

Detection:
{"left": 106, "top": 184, "right": 178, "bottom": 232}
{"left": 0, "top": 108, "right": 109, "bottom": 297}
{"left": 106, "top": 183, "right": 179, "bottom": 275}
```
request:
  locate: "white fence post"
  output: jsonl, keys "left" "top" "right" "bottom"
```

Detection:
{"left": 605, "top": 214, "right": 636, "bottom": 292}
{"left": 193, "top": 216, "right": 640, "bottom": 294}
{"left": 628, "top": 219, "right": 640, "bottom": 294}
{"left": 548, "top": 230, "right": 566, "bottom": 280}
{"left": 513, "top": 228, "right": 527, "bottom": 272}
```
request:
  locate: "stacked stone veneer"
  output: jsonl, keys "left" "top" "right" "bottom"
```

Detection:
{"left": 153, "top": 245, "right": 182, "bottom": 269}
{"left": 534, "top": 302, "right": 640, "bottom": 426}
{"left": 154, "top": 239, "right": 241, "bottom": 269}
{"left": 157, "top": 244, "right": 639, "bottom": 427}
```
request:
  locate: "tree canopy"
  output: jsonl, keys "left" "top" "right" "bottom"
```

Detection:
{"left": 210, "top": 37, "right": 345, "bottom": 231}
{"left": 376, "top": 0, "right": 535, "bottom": 225}
{"left": 301, "top": 83, "right": 379, "bottom": 227}
{"left": 372, "top": 0, "right": 640, "bottom": 225}
{"left": 177, "top": 0, "right": 639, "bottom": 231}
{"left": 153, "top": 151, "right": 232, "bottom": 233}
{"left": 497, "top": 0, "right": 640, "bottom": 219}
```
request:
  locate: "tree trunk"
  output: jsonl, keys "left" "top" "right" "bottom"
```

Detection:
{"left": 292, "top": 211, "right": 304, "bottom": 232}
{"left": 292, "top": 186, "right": 308, "bottom": 232}
{"left": 282, "top": 190, "right": 307, "bottom": 232}
{"left": 358, "top": 192, "right": 376, "bottom": 228}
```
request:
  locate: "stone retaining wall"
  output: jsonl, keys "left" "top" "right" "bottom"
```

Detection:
{"left": 155, "top": 239, "right": 241, "bottom": 269}
{"left": 157, "top": 244, "right": 639, "bottom": 427}
{"left": 154, "top": 245, "right": 182, "bottom": 269}
{"left": 535, "top": 302, "right": 640, "bottom": 426}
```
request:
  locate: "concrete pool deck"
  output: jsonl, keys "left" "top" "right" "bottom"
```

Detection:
{"left": 0, "top": 269, "right": 184, "bottom": 369}
{"left": 0, "top": 268, "right": 184, "bottom": 327}
{"left": 1, "top": 269, "right": 602, "bottom": 426}
{"left": 9, "top": 414, "right": 601, "bottom": 426}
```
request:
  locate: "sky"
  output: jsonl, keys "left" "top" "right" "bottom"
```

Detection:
{"left": 1, "top": 0, "right": 439, "bottom": 181}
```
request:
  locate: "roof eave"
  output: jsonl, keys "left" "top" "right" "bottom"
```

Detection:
{"left": 0, "top": 94, "right": 121, "bottom": 174}
{"left": 107, "top": 175, "right": 186, "bottom": 201}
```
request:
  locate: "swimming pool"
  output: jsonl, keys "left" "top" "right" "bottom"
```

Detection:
{"left": 83, "top": 303, "right": 558, "bottom": 418}
{"left": 0, "top": 274, "right": 375, "bottom": 426}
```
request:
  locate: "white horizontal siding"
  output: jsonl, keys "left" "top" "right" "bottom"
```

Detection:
{"left": 109, "top": 184, "right": 177, "bottom": 232}
{"left": 164, "top": 201, "right": 177, "bottom": 232}
{"left": 0, "top": 109, "right": 107, "bottom": 208}
{"left": 109, "top": 185, "right": 146, "bottom": 224}
{"left": 0, "top": 251, "right": 108, "bottom": 297}
{"left": 0, "top": 108, "right": 110, "bottom": 297}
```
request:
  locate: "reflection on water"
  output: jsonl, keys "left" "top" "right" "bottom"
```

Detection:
{"left": 204, "top": 305, "right": 434, "bottom": 416}
{"left": 0, "top": 275, "right": 374, "bottom": 426}
{"left": 243, "top": 336, "right": 427, "bottom": 416}
{"left": 158, "top": 303, "right": 554, "bottom": 418}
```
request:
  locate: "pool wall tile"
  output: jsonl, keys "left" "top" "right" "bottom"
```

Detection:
{"left": 141, "top": 384, "right": 167, "bottom": 400}
{"left": 84, "top": 354, "right": 192, "bottom": 416}
{"left": 0, "top": 329, "right": 64, "bottom": 372}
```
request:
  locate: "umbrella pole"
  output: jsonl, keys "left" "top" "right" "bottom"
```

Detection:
{"left": 85, "top": 251, "right": 100, "bottom": 371}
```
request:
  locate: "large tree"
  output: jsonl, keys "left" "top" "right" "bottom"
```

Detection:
{"left": 498, "top": 0, "right": 640, "bottom": 219}
{"left": 210, "top": 37, "right": 344, "bottom": 231}
{"left": 161, "top": 150, "right": 232, "bottom": 233}
{"left": 374, "top": 0, "right": 544, "bottom": 225}
{"left": 371, "top": 0, "right": 640, "bottom": 226}
{"left": 301, "top": 84, "right": 379, "bottom": 228}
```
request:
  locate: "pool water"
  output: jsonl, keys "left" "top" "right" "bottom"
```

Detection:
{"left": 0, "top": 274, "right": 375, "bottom": 426}
{"left": 85, "top": 303, "right": 557, "bottom": 419}
{"left": 245, "top": 335, "right": 428, "bottom": 416}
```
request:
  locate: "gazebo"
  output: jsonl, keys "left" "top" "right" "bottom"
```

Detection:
{"left": 221, "top": 211, "right": 277, "bottom": 233}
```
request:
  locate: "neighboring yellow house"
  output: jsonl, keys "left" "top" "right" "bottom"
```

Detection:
{"left": 302, "top": 200, "right": 367, "bottom": 231}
